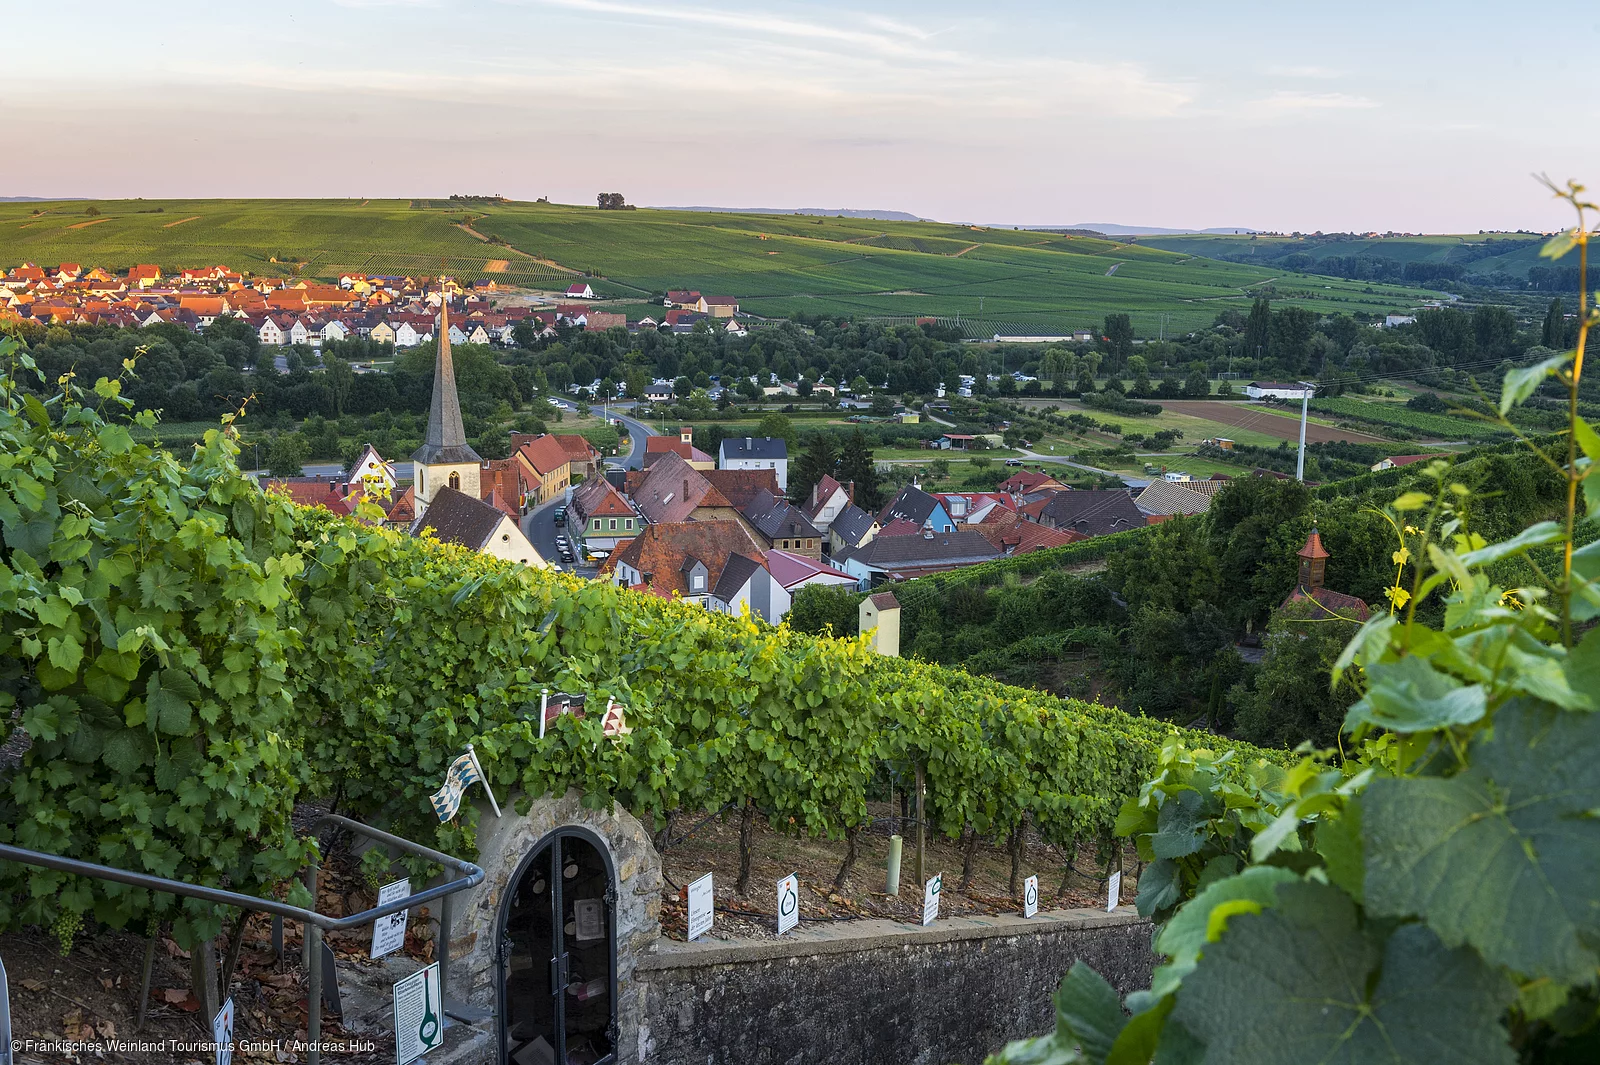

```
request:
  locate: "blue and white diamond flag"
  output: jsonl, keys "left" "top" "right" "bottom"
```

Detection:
{"left": 429, "top": 744, "right": 501, "bottom": 822}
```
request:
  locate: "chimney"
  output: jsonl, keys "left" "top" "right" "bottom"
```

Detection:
{"left": 681, "top": 425, "right": 693, "bottom": 444}
{"left": 683, "top": 478, "right": 689, "bottom": 500}
{"left": 848, "top": 480, "right": 856, "bottom": 505}
{"left": 745, "top": 437, "right": 753, "bottom": 450}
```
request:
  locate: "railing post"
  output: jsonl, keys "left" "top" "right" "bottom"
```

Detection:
{"left": 302, "top": 863, "right": 318, "bottom": 972}
{"left": 190, "top": 937, "right": 219, "bottom": 1027}
{"left": 438, "top": 889, "right": 453, "bottom": 1003}
{"left": 306, "top": 923, "right": 323, "bottom": 1065}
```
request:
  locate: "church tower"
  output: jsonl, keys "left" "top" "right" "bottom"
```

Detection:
{"left": 411, "top": 290, "right": 481, "bottom": 515}
{"left": 1297, "top": 524, "right": 1330, "bottom": 592}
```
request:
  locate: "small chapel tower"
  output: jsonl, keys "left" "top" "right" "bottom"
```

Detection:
{"left": 411, "top": 290, "right": 481, "bottom": 515}
{"left": 1296, "top": 524, "right": 1330, "bottom": 593}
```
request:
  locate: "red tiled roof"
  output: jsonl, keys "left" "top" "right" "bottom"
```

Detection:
{"left": 1298, "top": 527, "right": 1331, "bottom": 560}
{"left": 608, "top": 519, "right": 765, "bottom": 600}
{"left": 1283, "top": 586, "right": 1370, "bottom": 622}
{"left": 517, "top": 434, "right": 571, "bottom": 478}
{"left": 265, "top": 477, "right": 354, "bottom": 516}
{"left": 878, "top": 518, "right": 922, "bottom": 537}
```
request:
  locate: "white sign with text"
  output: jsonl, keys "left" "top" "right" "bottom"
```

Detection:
{"left": 687, "top": 873, "right": 715, "bottom": 941}
{"left": 922, "top": 873, "right": 942, "bottom": 926}
{"left": 776, "top": 873, "right": 800, "bottom": 936}
{"left": 1023, "top": 875, "right": 1039, "bottom": 919}
{"left": 1107, "top": 871, "right": 1122, "bottom": 913}
{"left": 393, "top": 962, "right": 444, "bottom": 1065}
{"left": 371, "top": 878, "right": 412, "bottom": 959}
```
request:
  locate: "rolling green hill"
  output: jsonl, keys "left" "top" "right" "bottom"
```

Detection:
{"left": 2, "top": 198, "right": 1440, "bottom": 335}
{"left": 1136, "top": 231, "right": 1549, "bottom": 281}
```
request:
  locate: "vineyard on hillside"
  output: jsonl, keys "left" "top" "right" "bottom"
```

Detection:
{"left": 0, "top": 345, "right": 1276, "bottom": 947}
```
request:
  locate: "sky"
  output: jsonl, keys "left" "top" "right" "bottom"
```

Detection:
{"left": 4, "top": 0, "right": 1598, "bottom": 232}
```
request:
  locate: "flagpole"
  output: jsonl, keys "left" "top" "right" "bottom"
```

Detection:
{"left": 464, "top": 743, "right": 502, "bottom": 818}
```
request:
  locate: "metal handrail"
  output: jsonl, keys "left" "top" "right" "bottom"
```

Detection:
{"left": 0, "top": 813, "right": 485, "bottom": 1064}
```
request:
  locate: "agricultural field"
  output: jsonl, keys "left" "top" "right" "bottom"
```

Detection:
{"left": 1, "top": 198, "right": 1441, "bottom": 336}
{"left": 1048, "top": 398, "right": 1397, "bottom": 449}
{"left": 1306, "top": 395, "right": 1499, "bottom": 441}
{"left": 1135, "top": 231, "right": 1549, "bottom": 282}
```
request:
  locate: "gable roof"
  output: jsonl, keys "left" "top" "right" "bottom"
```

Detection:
{"left": 802, "top": 474, "right": 847, "bottom": 520}
{"left": 1282, "top": 586, "right": 1371, "bottom": 622}
{"left": 631, "top": 451, "right": 725, "bottom": 524}
{"left": 702, "top": 468, "right": 782, "bottom": 509}
{"left": 741, "top": 489, "right": 821, "bottom": 541}
{"left": 570, "top": 476, "right": 634, "bottom": 521}
{"left": 1134, "top": 481, "right": 1213, "bottom": 517}
{"left": 712, "top": 552, "right": 765, "bottom": 600}
{"left": 720, "top": 436, "right": 788, "bottom": 461}
{"left": 553, "top": 434, "right": 601, "bottom": 462}
{"left": 975, "top": 512, "right": 1085, "bottom": 555}
{"left": 868, "top": 591, "right": 900, "bottom": 611}
{"left": 878, "top": 483, "right": 944, "bottom": 527}
{"left": 517, "top": 433, "right": 572, "bottom": 478}
{"left": 829, "top": 503, "right": 878, "bottom": 548}
{"left": 609, "top": 519, "right": 767, "bottom": 600}
{"left": 643, "top": 436, "right": 714, "bottom": 466}
{"left": 846, "top": 528, "right": 1000, "bottom": 572}
{"left": 1037, "top": 489, "right": 1147, "bottom": 537}
{"left": 265, "top": 476, "right": 355, "bottom": 516}
{"left": 409, "top": 485, "right": 505, "bottom": 550}
{"left": 765, "top": 549, "right": 855, "bottom": 589}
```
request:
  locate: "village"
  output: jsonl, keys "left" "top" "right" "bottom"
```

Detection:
{"left": 0, "top": 261, "right": 749, "bottom": 345}
{"left": 259, "top": 290, "right": 1239, "bottom": 634}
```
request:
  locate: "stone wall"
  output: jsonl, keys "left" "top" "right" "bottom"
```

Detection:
{"left": 632, "top": 908, "right": 1155, "bottom": 1065}
{"left": 442, "top": 791, "right": 661, "bottom": 1057}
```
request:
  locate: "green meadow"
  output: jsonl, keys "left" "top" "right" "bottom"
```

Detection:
{"left": 2, "top": 198, "right": 1441, "bottom": 335}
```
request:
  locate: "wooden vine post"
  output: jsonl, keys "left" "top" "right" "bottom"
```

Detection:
{"left": 914, "top": 762, "right": 926, "bottom": 887}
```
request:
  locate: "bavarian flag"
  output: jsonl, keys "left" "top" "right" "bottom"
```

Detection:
{"left": 430, "top": 748, "right": 495, "bottom": 823}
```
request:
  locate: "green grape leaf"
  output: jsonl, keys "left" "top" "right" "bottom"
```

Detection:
{"left": 1456, "top": 521, "right": 1563, "bottom": 568}
{"left": 1151, "top": 789, "right": 1216, "bottom": 860}
{"left": 984, "top": 1032, "right": 1085, "bottom": 1065}
{"left": 1053, "top": 961, "right": 1127, "bottom": 1064}
{"left": 1568, "top": 627, "right": 1600, "bottom": 701}
{"left": 102, "top": 730, "right": 154, "bottom": 775}
{"left": 1364, "top": 699, "right": 1600, "bottom": 983}
{"left": 1150, "top": 866, "right": 1298, "bottom": 1000}
{"left": 1171, "top": 881, "right": 1515, "bottom": 1064}
{"left": 1105, "top": 995, "right": 1173, "bottom": 1065}
{"left": 1500, "top": 352, "right": 1573, "bottom": 414}
{"left": 1315, "top": 800, "right": 1364, "bottom": 904}
{"left": 1343, "top": 656, "right": 1486, "bottom": 733}
{"left": 1135, "top": 859, "right": 1181, "bottom": 918}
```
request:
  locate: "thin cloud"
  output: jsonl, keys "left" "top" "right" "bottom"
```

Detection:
{"left": 1251, "top": 90, "right": 1380, "bottom": 115}
{"left": 1263, "top": 64, "right": 1345, "bottom": 79}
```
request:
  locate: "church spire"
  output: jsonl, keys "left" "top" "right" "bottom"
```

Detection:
{"left": 412, "top": 285, "right": 480, "bottom": 467}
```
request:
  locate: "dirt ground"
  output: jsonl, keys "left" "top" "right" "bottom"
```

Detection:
{"left": 1158, "top": 400, "right": 1395, "bottom": 445}
{"left": 654, "top": 801, "right": 1138, "bottom": 941}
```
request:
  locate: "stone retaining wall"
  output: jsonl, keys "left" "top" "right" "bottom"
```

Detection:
{"left": 632, "top": 907, "right": 1155, "bottom": 1065}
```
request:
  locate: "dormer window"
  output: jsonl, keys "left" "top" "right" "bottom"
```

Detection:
{"left": 692, "top": 573, "right": 705, "bottom": 591}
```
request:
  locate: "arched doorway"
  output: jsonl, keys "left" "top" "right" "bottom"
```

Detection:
{"left": 498, "top": 827, "right": 618, "bottom": 1065}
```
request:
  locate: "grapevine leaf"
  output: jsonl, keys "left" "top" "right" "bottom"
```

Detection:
{"left": 102, "top": 730, "right": 154, "bottom": 775}
{"left": 1568, "top": 627, "right": 1600, "bottom": 701}
{"left": 1105, "top": 995, "right": 1172, "bottom": 1065}
{"left": 1134, "top": 859, "right": 1180, "bottom": 918}
{"left": 1500, "top": 352, "right": 1572, "bottom": 414}
{"left": 1456, "top": 521, "right": 1563, "bottom": 568}
{"left": 1171, "top": 881, "right": 1515, "bottom": 1064}
{"left": 1150, "top": 789, "right": 1216, "bottom": 860}
{"left": 1363, "top": 699, "right": 1600, "bottom": 983}
{"left": 1150, "top": 866, "right": 1298, "bottom": 999}
{"left": 1342, "top": 656, "right": 1486, "bottom": 733}
{"left": 1541, "top": 230, "right": 1577, "bottom": 260}
{"left": 1052, "top": 961, "right": 1126, "bottom": 1064}
{"left": 1315, "top": 800, "right": 1364, "bottom": 903}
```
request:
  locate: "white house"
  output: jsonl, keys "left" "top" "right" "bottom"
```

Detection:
{"left": 1245, "top": 381, "right": 1315, "bottom": 400}
{"left": 448, "top": 324, "right": 469, "bottom": 345}
{"left": 320, "top": 319, "right": 350, "bottom": 343}
{"left": 393, "top": 322, "right": 429, "bottom": 348}
{"left": 765, "top": 549, "right": 857, "bottom": 601}
{"left": 346, "top": 443, "right": 397, "bottom": 495}
{"left": 1383, "top": 315, "right": 1417, "bottom": 328}
{"left": 290, "top": 318, "right": 315, "bottom": 347}
{"left": 258, "top": 317, "right": 289, "bottom": 346}
{"left": 467, "top": 324, "right": 492, "bottom": 345}
{"left": 564, "top": 282, "right": 596, "bottom": 299}
{"left": 720, "top": 436, "right": 789, "bottom": 492}
{"left": 724, "top": 318, "right": 748, "bottom": 337}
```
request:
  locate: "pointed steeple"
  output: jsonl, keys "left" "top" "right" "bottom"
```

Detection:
{"left": 412, "top": 289, "right": 481, "bottom": 466}
{"left": 1297, "top": 523, "right": 1329, "bottom": 592}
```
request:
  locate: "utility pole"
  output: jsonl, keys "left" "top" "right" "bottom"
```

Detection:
{"left": 1296, "top": 382, "right": 1315, "bottom": 482}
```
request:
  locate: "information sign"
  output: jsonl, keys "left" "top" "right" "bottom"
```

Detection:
{"left": 1023, "top": 875, "right": 1039, "bottom": 919}
{"left": 776, "top": 874, "right": 800, "bottom": 936}
{"left": 371, "top": 878, "right": 412, "bottom": 959}
{"left": 922, "top": 873, "right": 942, "bottom": 926}
{"left": 687, "top": 873, "right": 715, "bottom": 941}
{"left": 393, "top": 963, "right": 444, "bottom": 1065}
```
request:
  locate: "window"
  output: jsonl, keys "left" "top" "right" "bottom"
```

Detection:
{"left": 449, "top": 471, "right": 461, "bottom": 490}
{"left": 609, "top": 519, "right": 617, "bottom": 530}
{"left": 625, "top": 519, "right": 633, "bottom": 530}
{"left": 692, "top": 573, "right": 705, "bottom": 591}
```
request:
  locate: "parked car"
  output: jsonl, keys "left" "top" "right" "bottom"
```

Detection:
{"left": 1005, "top": 459, "right": 1023, "bottom": 467}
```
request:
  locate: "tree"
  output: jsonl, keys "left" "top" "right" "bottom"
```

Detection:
{"left": 785, "top": 584, "right": 860, "bottom": 637}
{"left": 869, "top": 394, "right": 894, "bottom": 417}
{"left": 323, "top": 354, "right": 354, "bottom": 417}
{"left": 1184, "top": 367, "right": 1209, "bottom": 396}
{"left": 1127, "top": 354, "right": 1151, "bottom": 396}
{"left": 837, "top": 428, "right": 883, "bottom": 511}
{"left": 596, "top": 192, "right": 629, "bottom": 210}
{"left": 673, "top": 375, "right": 692, "bottom": 399}
{"left": 265, "top": 432, "right": 309, "bottom": 477}
{"left": 1233, "top": 599, "right": 1362, "bottom": 748}
{"left": 511, "top": 320, "right": 540, "bottom": 348}
{"left": 1472, "top": 304, "right": 1517, "bottom": 359}
{"left": 738, "top": 376, "right": 763, "bottom": 401}
{"left": 1102, "top": 314, "right": 1134, "bottom": 359}
{"left": 757, "top": 412, "right": 798, "bottom": 452}
{"left": 1542, "top": 297, "right": 1567, "bottom": 348}
{"left": 1244, "top": 297, "right": 1272, "bottom": 359}
{"left": 791, "top": 433, "right": 839, "bottom": 504}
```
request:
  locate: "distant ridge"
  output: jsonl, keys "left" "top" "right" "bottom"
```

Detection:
{"left": 657, "top": 206, "right": 926, "bottom": 222}
{"left": 0, "top": 196, "right": 84, "bottom": 202}
{"left": 1062, "top": 223, "right": 1259, "bottom": 236}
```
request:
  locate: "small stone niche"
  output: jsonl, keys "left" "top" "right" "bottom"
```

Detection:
{"left": 447, "top": 790, "right": 661, "bottom": 1065}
